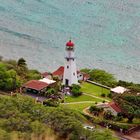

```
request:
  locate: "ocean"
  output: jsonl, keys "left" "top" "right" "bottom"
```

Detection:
{"left": 0, "top": 0, "right": 140, "bottom": 83}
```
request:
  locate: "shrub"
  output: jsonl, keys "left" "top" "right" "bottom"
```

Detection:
{"left": 71, "top": 84, "right": 82, "bottom": 97}
{"left": 114, "top": 116, "right": 123, "bottom": 121}
{"left": 89, "top": 106, "right": 103, "bottom": 116}
{"left": 103, "top": 111, "right": 114, "bottom": 120}
{"left": 102, "top": 100, "right": 106, "bottom": 103}
{"left": 107, "top": 93, "right": 112, "bottom": 98}
{"left": 43, "top": 99, "right": 59, "bottom": 107}
{"left": 101, "top": 93, "right": 106, "bottom": 97}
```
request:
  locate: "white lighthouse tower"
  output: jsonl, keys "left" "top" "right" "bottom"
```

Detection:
{"left": 63, "top": 40, "right": 78, "bottom": 86}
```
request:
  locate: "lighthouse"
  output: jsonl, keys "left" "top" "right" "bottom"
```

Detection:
{"left": 63, "top": 40, "right": 78, "bottom": 86}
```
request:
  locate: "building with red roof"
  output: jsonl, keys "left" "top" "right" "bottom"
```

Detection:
{"left": 97, "top": 101, "right": 121, "bottom": 116}
{"left": 107, "top": 102, "right": 121, "bottom": 116}
{"left": 52, "top": 66, "right": 64, "bottom": 80}
{"left": 22, "top": 78, "right": 56, "bottom": 94}
{"left": 52, "top": 66, "right": 90, "bottom": 81}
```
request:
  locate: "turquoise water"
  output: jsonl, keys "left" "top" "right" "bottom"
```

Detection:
{"left": 0, "top": 0, "right": 140, "bottom": 82}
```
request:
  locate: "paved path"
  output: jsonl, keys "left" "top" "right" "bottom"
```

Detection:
{"left": 83, "top": 93, "right": 110, "bottom": 102}
{"left": 83, "top": 106, "right": 93, "bottom": 117}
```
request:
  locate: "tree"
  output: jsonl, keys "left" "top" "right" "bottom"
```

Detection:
{"left": 80, "top": 68, "right": 91, "bottom": 74}
{"left": 114, "top": 93, "right": 140, "bottom": 123}
{"left": 26, "top": 69, "right": 41, "bottom": 80}
{"left": 89, "top": 105, "right": 103, "bottom": 116}
{"left": 0, "top": 95, "right": 117, "bottom": 140}
{"left": 31, "top": 121, "right": 46, "bottom": 136}
{"left": 17, "top": 58, "right": 27, "bottom": 67}
{"left": 81, "top": 68, "right": 117, "bottom": 87}
{"left": 43, "top": 98, "right": 59, "bottom": 107}
{"left": 103, "top": 110, "right": 114, "bottom": 120}
{"left": 17, "top": 58, "right": 28, "bottom": 76}
{"left": 71, "top": 84, "right": 82, "bottom": 97}
{"left": 89, "top": 69, "right": 117, "bottom": 87}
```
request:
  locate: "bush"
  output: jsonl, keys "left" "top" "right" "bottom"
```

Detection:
{"left": 89, "top": 106, "right": 103, "bottom": 116}
{"left": 88, "top": 69, "right": 117, "bottom": 87}
{"left": 101, "top": 93, "right": 106, "bottom": 97}
{"left": 71, "top": 84, "right": 82, "bottom": 97}
{"left": 102, "top": 100, "right": 106, "bottom": 103}
{"left": 43, "top": 98, "right": 59, "bottom": 107}
{"left": 103, "top": 111, "right": 114, "bottom": 120}
{"left": 114, "top": 116, "right": 123, "bottom": 121}
{"left": 107, "top": 93, "right": 112, "bottom": 98}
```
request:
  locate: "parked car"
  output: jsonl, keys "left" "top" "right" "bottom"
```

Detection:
{"left": 83, "top": 125, "right": 95, "bottom": 131}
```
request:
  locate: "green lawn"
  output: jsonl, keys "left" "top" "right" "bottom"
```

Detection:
{"left": 80, "top": 82, "right": 110, "bottom": 97}
{"left": 62, "top": 82, "right": 111, "bottom": 112}
{"left": 61, "top": 102, "right": 94, "bottom": 112}
{"left": 65, "top": 94, "right": 103, "bottom": 103}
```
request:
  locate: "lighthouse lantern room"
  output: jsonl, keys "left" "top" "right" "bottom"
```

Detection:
{"left": 63, "top": 40, "right": 78, "bottom": 86}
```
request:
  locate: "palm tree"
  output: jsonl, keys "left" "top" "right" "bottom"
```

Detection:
{"left": 17, "top": 58, "right": 27, "bottom": 67}
{"left": 17, "top": 58, "right": 27, "bottom": 76}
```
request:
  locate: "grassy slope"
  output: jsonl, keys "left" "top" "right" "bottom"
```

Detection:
{"left": 65, "top": 95, "right": 103, "bottom": 103}
{"left": 80, "top": 82, "right": 110, "bottom": 96}
{"left": 62, "top": 82, "right": 111, "bottom": 112}
{"left": 61, "top": 103, "right": 94, "bottom": 112}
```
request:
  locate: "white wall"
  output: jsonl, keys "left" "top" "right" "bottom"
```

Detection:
{"left": 63, "top": 50, "right": 78, "bottom": 86}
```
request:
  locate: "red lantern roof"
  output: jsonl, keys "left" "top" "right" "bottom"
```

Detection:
{"left": 66, "top": 40, "right": 74, "bottom": 47}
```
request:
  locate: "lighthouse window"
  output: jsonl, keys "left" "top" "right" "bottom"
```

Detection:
{"left": 73, "top": 73, "right": 75, "bottom": 76}
{"left": 67, "top": 66, "right": 69, "bottom": 69}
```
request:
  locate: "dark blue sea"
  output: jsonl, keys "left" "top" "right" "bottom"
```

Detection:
{"left": 0, "top": 0, "right": 140, "bottom": 83}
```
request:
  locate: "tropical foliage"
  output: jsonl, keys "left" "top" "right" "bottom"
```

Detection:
{"left": 71, "top": 84, "right": 82, "bottom": 97}
{"left": 114, "top": 93, "right": 140, "bottom": 122}
{"left": 0, "top": 58, "right": 41, "bottom": 91}
{"left": 89, "top": 105, "right": 103, "bottom": 116}
{"left": 0, "top": 95, "right": 117, "bottom": 140}
{"left": 81, "top": 68, "right": 117, "bottom": 87}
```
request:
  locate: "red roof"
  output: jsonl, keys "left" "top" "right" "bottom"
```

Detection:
{"left": 108, "top": 102, "right": 121, "bottom": 113}
{"left": 53, "top": 66, "right": 64, "bottom": 76}
{"left": 23, "top": 80, "right": 48, "bottom": 91}
{"left": 66, "top": 40, "right": 74, "bottom": 47}
{"left": 41, "top": 72, "right": 49, "bottom": 78}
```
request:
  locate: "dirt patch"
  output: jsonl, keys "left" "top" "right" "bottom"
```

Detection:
{"left": 128, "top": 129, "right": 140, "bottom": 140}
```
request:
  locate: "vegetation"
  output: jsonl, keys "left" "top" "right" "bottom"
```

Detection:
{"left": 81, "top": 69, "right": 117, "bottom": 87}
{"left": 103, "top": 111, "right": 114, "bottom": 120}
{"left": 117, "top": 80, "right": 140, "bottom": 92}
{"left": 89, "top": 106, "right": 103, "bottom": 116}
{"left": 114, "top": 93, "right": 140, "bottom": 123}
{"left": 0, "top": 95, "right": 117, "bottom": 140}
{"left": 43, "top": 98, "right": 60, "bottom": 107}
{"left": 61, "top": 103, "right": 94, "bottom": 112}
{"left": 80, "top": 82, "right": 110, "bottom": 98}
{"left": 101, "top": 93, "right": 106, "bottom": 97}
{"left": 0, "top": 58, "right": 41, "bottom": 91}
{"left": 71, "top": 84, "right": 82, "bottom": 97}
{"left": 65, "top": 94, "right": 102, "bottom": 103}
